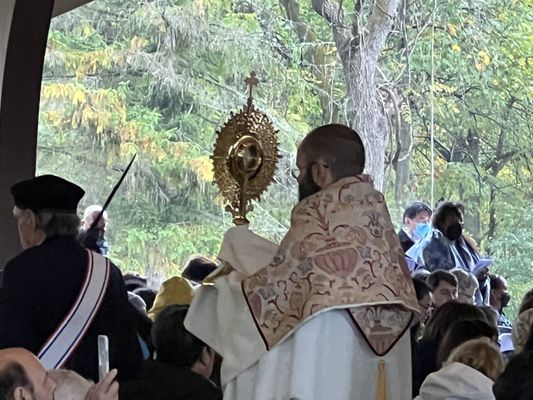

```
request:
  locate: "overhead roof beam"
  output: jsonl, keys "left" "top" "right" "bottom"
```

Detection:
{"left": 53, "top": 0, "right": 93, "bottom": 18}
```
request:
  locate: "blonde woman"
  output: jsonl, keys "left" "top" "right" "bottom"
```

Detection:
{"left": 415, "top": 337, "right": 504, "bottom": 400}
{"left": 512, "top": 308, "right": 533, "bottom": 353}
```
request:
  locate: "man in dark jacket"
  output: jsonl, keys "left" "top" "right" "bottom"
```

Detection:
{"left": 398, "top": 201, "right": 432, "bottom": 253}
{"left": 0, "top": 175, "right": 141, "bottom": 382}
{"left": 121, "top": 304, "right": 222, "bottom": 400}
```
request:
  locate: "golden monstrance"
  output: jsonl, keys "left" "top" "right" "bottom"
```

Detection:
{"left": 212, "top": 72, "right": 280, "bottom": 225}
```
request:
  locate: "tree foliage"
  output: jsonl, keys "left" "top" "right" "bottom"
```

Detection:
{"left": 38, "top": 0, "right": 531, "bottom": 315}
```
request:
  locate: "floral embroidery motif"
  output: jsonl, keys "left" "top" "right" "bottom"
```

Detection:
{"left": 242, "top": 175, "right": 419, "bottom": 353}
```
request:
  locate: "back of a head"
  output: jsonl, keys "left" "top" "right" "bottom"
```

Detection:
{"left": 489, "top": 273, "right": 506, "bottom": 291}
{"left": 447, "top": 337, "right": 504, "bottom": 382}
{"left": 518, "top": 288, "right": 533, "bottom": 315}
{"left": 123, "top": 273, "right": 149, "bottom": 292}
{"left": 437, "top": 319, "right": 498, "bottom": 367}
{"left": 451, "top": 269, "right": 479, "bottom": 304}
{"left": 182, "top": 255, "right": 217, "bottom": 283}
{"left": 83, "top": 204, "right": 106, "bottom": 221}
{"left": 0, "top": 361, "right": 30, "bottom": 400}
{"left": 48, "top": 369, "right": 92, "bottom": 400}
{"left": 478, "top": 305, "right": 499, "bottom": 331}
{"left": 413, "top": 277, "right": 432, "bottom": 301}
{"left": 133, "top": 287, "right": 157, "bottom": 311}
{"left": 432, "top": 201, "right": 463, "bottom": 231}
{"left": 152, "top": 304, "right": 205, "bottom": 368}
{"left": 300, "top": 124, "right": 365, "bottom": 181}
{"left": 413, "top": 270, "right": 430, "bottom": 282}
{"left": 424, "top": 301, "right": 485, "bottom": 343}
{"left": 512, "top": 309, "right": 533, "bottom": 353}
{"left": 427, "top": 270, "right": 458, "bottom": 292}
{"left": 493, "top": 351, "right": 533, "bottom": 400}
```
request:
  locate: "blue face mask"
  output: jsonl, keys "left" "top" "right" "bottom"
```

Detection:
{"left": 414, "top": 223, "right": 431, "bottom": 239}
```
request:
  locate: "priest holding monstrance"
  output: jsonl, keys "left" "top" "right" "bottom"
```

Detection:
{"left": 185, "top": 73, "right": 419, "bottom": 400}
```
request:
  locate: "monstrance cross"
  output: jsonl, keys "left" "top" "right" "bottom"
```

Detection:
{"left": 245, "top": 71, "right": 259, "bottom": 113}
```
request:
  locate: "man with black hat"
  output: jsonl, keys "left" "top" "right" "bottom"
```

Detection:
{"left": 0, "top": 175, "right": 141, "bottom": 382}
{"left": 398, "top": 201, "right": 433, "bottom": 253}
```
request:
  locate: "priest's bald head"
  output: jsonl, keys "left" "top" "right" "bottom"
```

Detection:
{"left": 295, "top": 124, "right": 365, "bottom": 200}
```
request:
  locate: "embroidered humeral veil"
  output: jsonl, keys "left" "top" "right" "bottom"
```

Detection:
{"left": 242, "top": 175, "right": 419, "bottom": 355}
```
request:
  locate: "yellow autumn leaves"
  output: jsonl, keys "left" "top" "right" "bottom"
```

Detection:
{"left": 447, "top": 23, "right": 491, "bottom": 71}
{"left": 475, "top": 49, "right": 491, "bottom": 71}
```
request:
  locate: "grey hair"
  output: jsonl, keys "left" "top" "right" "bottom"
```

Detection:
{"left": 0, "top": 362, "right": 33, "bottom": 400}
{"left": 35, "top": 211, "right": 81, "bottom": 237}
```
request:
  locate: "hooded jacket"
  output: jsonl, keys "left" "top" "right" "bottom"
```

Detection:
{"left": 415, "top": 362, "right": 495, "bottom": 400}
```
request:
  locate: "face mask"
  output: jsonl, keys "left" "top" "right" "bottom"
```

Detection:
{"left": 414, "top": 223, "right": 431, "bottom": 239}
{"left": 501, "top": 292, "right": 511, "bottom": 309}
{"left": 446, "top": 222, "right": 462, "bottom": 241}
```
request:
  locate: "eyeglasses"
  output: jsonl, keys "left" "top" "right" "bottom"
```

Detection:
{"left": 291, "top": 167, "right": 301, "bottom": 179}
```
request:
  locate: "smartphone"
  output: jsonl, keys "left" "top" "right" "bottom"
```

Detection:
{"left": 98, "top": 335, "right": 109, "bottom": 382}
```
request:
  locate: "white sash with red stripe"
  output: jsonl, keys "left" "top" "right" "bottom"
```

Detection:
{"left": 38, "top": 251, "right": 110, "bottom": 369}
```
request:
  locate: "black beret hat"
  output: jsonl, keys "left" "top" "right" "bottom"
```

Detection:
{"left": 11, "top": 175, "right": 85, "bottom": 213}
{"left": 182, "top": 256, "right": 217, "bottom": 282}
{"left": 403, "top": 201, "right": 432, "bottom": 220}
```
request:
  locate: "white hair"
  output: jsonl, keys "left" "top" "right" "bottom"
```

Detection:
{"left": 48, "top": 369, "right": 92, "bottom": 400}
{"left": 83, "top": 205, "right": 108, "bottom": 221}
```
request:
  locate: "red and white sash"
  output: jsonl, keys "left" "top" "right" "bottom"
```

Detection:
{"left": 38, "top": 251, "right": 110, "bottom": 369}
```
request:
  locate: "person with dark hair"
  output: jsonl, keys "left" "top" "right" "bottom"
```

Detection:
{"left": 413, "top": 278, "right": 434, "bottom": 325}
{"left": 133, "top": 287, "right": 158, "bottom": 312}
{"left": 493, "top": 351, "right": 533, "bottom": 400}
{"left": 182, "top": 255, "right": 218, "bottom": 285}
{"left": 478, "top": 305, "right": 499, "bottom": 332}
{"left": 123, "top": 273, "right": 149, "bottom": 292}
{"left": 398, "top": 202, "right": 432, "bottom": 253}
{"left": 120, "top": 305, "right": 222, "bottom": 400}
{"left": 489, "top": 274, "right": 512, "bottom": 334}
{"left": 410, "top": 278, "right": 434, "bottom": 391}
{"left": 407, "top": 201, "right": 480, "bottom": 272}
{"left": 437, "top": 319, "right": 498, "bottom": 367}
{"left": 412, "top": 302, "right": 486, "bottom": 396}
{"left": 0, "top": 175, "right": 141, "bottom": 382}
{"left": 186, "top": 124, "right": 419, "bottom": 399}
{"left": 427, "top": 270, "right": 459, "bottom": 308}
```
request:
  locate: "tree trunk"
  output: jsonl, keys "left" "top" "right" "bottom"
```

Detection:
{"left": 313, "top": 0, "right": 402, "bottom": 191}
{"left": 393, "top": 99, "right": 412, "bottom": 206}
{"left": 345, "top": 62, "right": 389, "bottom": 190}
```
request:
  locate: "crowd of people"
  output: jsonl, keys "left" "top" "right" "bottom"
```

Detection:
{"left": 0, "top": 123, "right": 531, "bottom": 400}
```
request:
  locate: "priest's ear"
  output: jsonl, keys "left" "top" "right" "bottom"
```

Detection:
{"left": 311, "top": 160, "right": 334, "bottom": 190}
